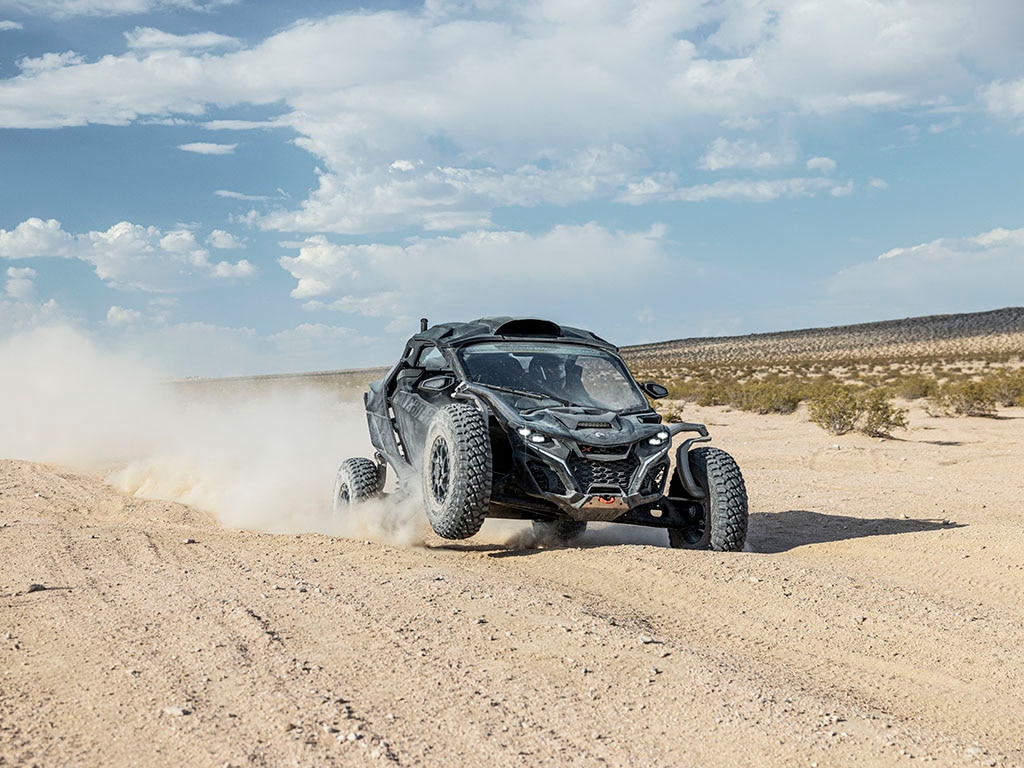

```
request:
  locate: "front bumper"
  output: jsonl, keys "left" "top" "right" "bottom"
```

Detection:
{"left": 518, "top": 438, "right": 671, "bottom": 521}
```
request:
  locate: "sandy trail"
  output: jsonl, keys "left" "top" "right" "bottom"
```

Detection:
{"left": 2, "top": 403, "right": 1023, "bottom": 767}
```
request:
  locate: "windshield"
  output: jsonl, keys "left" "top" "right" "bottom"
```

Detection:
{"left": 458, "top": 341, "right": 648, "bottom": 412}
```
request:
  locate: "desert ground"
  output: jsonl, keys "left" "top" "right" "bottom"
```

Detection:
{"left": 2, "top": 311, "right": 1024, "bottom": 767}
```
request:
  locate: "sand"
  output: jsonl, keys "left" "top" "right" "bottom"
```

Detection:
{"left": 3, "top": 399, "right": 1023, "bottom": 767}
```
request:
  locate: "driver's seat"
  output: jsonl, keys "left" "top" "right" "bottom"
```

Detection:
{"left": 476, "top": 354, "right": 526, "bottom": 387}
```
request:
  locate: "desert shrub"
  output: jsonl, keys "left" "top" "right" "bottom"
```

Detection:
{"left": 807, "top": 388, "right": 862, "bottom": 435}
{"left": 892, "top": 374, "right": 936, "bottom": 400}
{"left": 655, "top": 401, "right": 686, "bottom": 422}
{"left": 799, "top": 375, "right": 843, "bottom": 401}
{"left": 927, "top": 381, "right": 998, "bottom": 418}
{"left": 727, "top": 380, "right": 802, "bottom": 415}
{"left": 660, "top": 379, "right": 689, "bottom": 401}
{"left": 807, "top": 387, "right": 908, "bottom": 437}
{"left": 983, "top": 369, "right": 1024, "bottom": 407}
{"left": 692, "top": 380, "right": 732, "bottom": 407}
{"left": 858, "top": 390, "right": 909, "bottom": 437}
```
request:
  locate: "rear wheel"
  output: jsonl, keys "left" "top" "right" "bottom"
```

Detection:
{"left": 333, "top": 457, "right": 383, "bottom": 513}
{"left": 668, "top": 447, "right": 747, "bottom": 551}
{"left": 422, "top": 403, "right": 492, "bottom": 539}
{"left": 532, "top": 519, "right": 587, "bottom": 545}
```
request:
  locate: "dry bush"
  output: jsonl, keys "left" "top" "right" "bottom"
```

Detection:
{"left": 654, "top": 401, "right": 687, "bottom": 422}
{"left": 892, "top": 374, "right": 937, "bottom": 400}
{"left": 726, "top": 380, "right": 803, "bottom": 414}
{"left": 807, "top": 388, "right": 862, "bottom": 435}
{"left": 927, "top": 381, "right": 998, "bottom": 418}
{"left": 692, "top": 380, "right": 732, "bottom": 407}
{"left": 632, "top": 351, "right": 1022, "bottom": 427}
{"left": 807, "top": 387, "right": 908, "bottom": 437}
{"left": 858, "top": 390, "right": 909, "bottom": 437}
{"left": 984, "top": 369, "right": 1024, "bottom": 407}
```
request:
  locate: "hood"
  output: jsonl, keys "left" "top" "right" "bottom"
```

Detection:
{"left": 460, "top": 383, "right": 663, "bottom": 446}
{"left": 518, "top": 405, "right": 661, "bottom": 446}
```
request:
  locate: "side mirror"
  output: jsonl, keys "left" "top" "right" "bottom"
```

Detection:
{"left": 640, "top": 381, "right": 669, "bottom": 399}
{"left": 418, "top": 374, "right": 456, "bottom": 393}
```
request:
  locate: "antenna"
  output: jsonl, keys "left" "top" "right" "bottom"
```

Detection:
{"left": 420, "top": 318, "right": 428, "bottom": 332}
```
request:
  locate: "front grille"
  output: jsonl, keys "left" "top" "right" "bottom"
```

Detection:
{"left": 578, "top": 443, "right": 629, "bottom": 456}
{"left": 567, "top": 454, "right": 639, "bottom": 492}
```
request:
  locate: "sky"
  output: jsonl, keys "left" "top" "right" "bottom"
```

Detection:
{"left": 1, "top": 0, "right": 1024, "bottom": 377}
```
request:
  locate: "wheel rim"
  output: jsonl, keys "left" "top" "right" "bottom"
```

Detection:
{"left": 429, "top": 437, "right": 450, "bottom": 503}
{"left": 679, "top": 503, "right": 708, "bottom": 545}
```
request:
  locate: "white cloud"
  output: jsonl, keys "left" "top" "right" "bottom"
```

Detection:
{"left": 830, "top": 180, "right": 855, "bottom": 197}
{"left": 206, "top": 229, "right": 244, "bottom": 249}
{"left": 0, "top": 20, "right": 23, "bottom": 30}
{"left": 829, "top": 226, "right": 1024, "bottom": 316}
{"left": 980, "top": 77, "right": 1024, "bottom": 118}
{"left": 0, "top": 218, "right": 74, "bottom": 258}
{"left": 106, "top": 305, "right": 143, "bottom": 326}
{"left": 260, "top": 146, "right": 647, "bottom": 234}
{"left": 178, "top": 142, "right": 237, "bottom": 155}
{"left": 216, "top": 189, "right": 271, "bottom": 201}
{"left": 869, "top": 177, "right": 889, "bottom": 190}
{"left": 5, "top": 266, "right": 37, "bottom": 300}
{"left": 16, "top": 51, "right": 86, "bottom": 75}
{"left": 720, "top": 115, "right": 762, "bottom": 132}
{"left": 1, "top": 2, "right": 1019, "bottom": 232}
{"left": 927, "top": 116, "right": 962, "bottom": 134}
{"left": 3, "top": 0, "right": 238, "bottom": 17}
{"left": 278, "top": 223, "right": 671, "bottom": 321}
{"left": 618, "top": 176, "right": 838, "bottom": 204}
{"left": 0, "top": 218, "right": 257, "bottom": 292}
{"left": 125, "top": 27, "right": 240, "bottom": 51}
{"left": 0, "top": 267, "right": 64, "bottom": 332}
{"left": 698, "top": 138, "right": 794, "bottom": 171}
{"left": 806, "top": 156, "right": 836, "bottom": 173}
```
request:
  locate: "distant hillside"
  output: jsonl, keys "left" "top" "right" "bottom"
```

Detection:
{"left": 621, "top": 307, "right": 1024, "bottom": 368}
{"left": 179, "top": 307, "right": 1024, "bottom": 395}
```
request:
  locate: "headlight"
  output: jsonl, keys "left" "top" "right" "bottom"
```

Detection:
{"left": 647, "top": 431, "right": 671, "bottom": 446}
{"left": 518, "top": 426, "right": 553, "bottom": 445}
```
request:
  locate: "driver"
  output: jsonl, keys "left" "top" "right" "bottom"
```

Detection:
{"left": 528, "top": 353, "right": 567, "bottom": 395}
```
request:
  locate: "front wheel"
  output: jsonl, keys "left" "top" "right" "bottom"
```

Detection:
{"left": 422, "top": 403, "right": 492, "bottom": 539}
{"left": 668, "top": 447, "right": 747, "bottom": 551}
{"left": 333, "top": 457, "right": 383, "bottom": 514}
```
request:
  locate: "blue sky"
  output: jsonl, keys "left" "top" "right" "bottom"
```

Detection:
{"left": 2, "top": 0, "right": 1024, "bottom": 377}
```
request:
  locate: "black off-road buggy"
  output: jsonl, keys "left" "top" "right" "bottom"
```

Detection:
{"left": 334, "top": 317, "right": 747, "bottom": 550}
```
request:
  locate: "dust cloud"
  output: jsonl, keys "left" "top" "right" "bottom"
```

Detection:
{"left": 0, "top": 326, "right": 421, "bottom": 542}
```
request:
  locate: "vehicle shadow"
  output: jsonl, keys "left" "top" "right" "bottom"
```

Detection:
{"left": 426, "top": 510, "right": 962, "bottom": 557}
{"left": 746, "top": 509, "right": 962, "bottom": 554}
{"left": 426, "top": 541, "right": 568, "bottom": 557}
{"left": 429, "top": 524, "right": 672, "bottom": 557}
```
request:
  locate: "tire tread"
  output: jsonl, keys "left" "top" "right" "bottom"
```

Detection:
{"left": 669, "top": 446, "right": 748, "bottom": 551}
{"left": 423, "top": 403, "right": 492, "bottom": 539}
